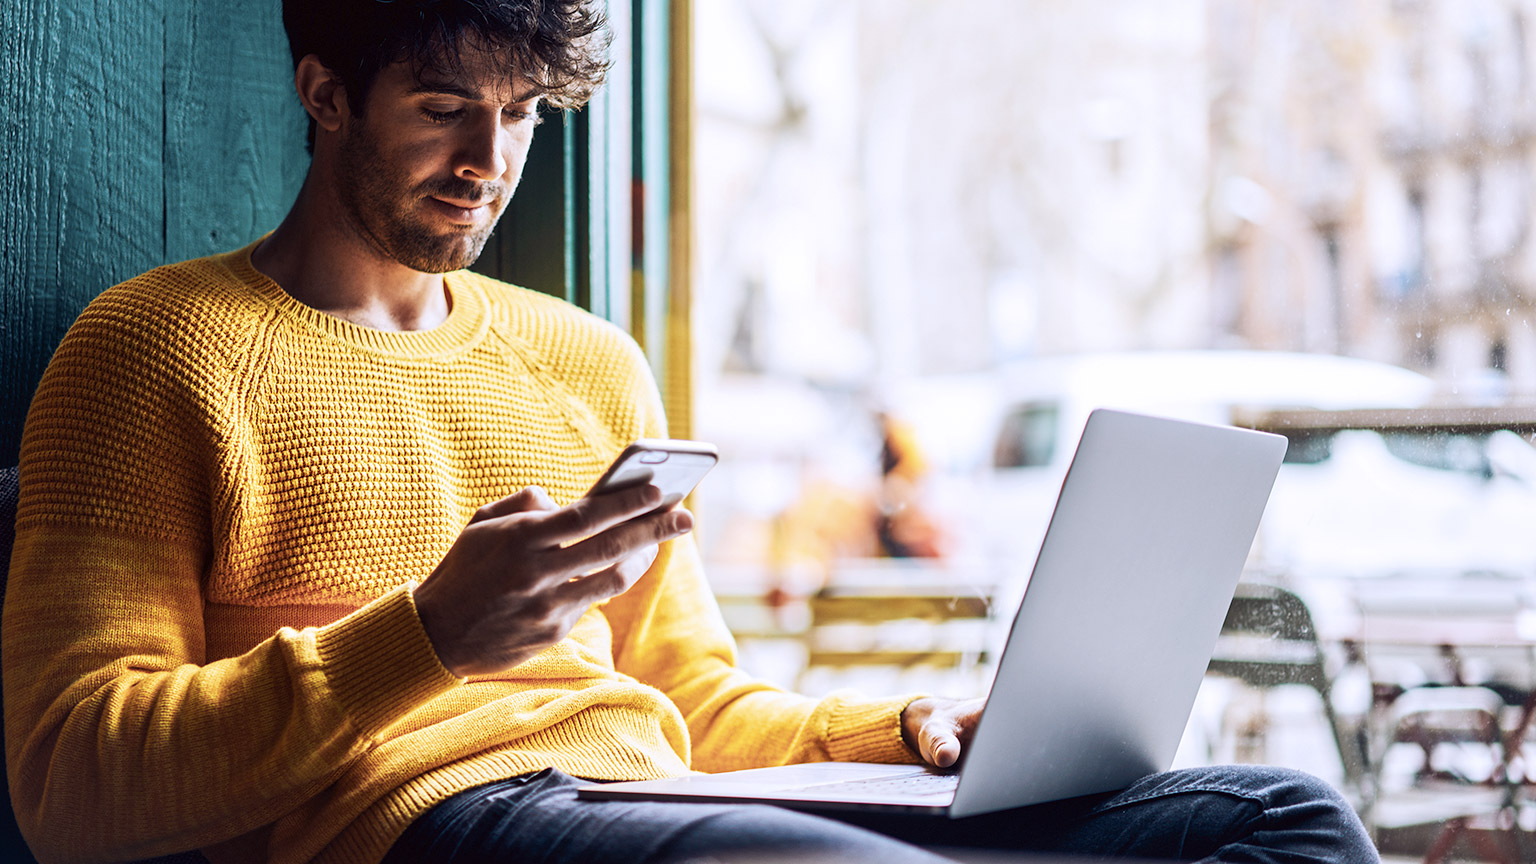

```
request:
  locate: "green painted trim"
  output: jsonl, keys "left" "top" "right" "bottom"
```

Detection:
{"left": 564, "top": 112, "right": 581, "bottom": 307}
{"left": 638, "top": 0, "right": 672, "bottom": 385}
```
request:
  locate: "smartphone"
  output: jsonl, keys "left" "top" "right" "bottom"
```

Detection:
{"left": 585, "top": 439, "right": 719, "bottom": 513}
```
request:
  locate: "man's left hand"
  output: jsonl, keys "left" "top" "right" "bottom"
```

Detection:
{"left": 900, "top": 696, "right": 986, "bottom": 768}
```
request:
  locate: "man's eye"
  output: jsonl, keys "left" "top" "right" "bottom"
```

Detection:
{"left": 505, "top": 108, "right": 543, "bottom": 126}
{"left": 422, "top": 107, "right": 462, "bottom": 124}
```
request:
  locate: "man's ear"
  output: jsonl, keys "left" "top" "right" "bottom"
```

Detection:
{"left": 294, "top": 54, "right": 349, "bottom": 136}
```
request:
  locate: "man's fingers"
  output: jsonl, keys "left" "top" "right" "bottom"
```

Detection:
{"left": 923, "top": 723, "right": 962, "bottom": 768}
{"left": 930, "top": 698, "right": 985, "bottom": 767}
{"left": 552, "top": 507, "right": 693, "bottom": 577}
{"left": 536, "top": 483, "right": 667, "bottom": 546}
{"left": 953, "top": 697, "right": 986, "bottom": 743}
{"left": 556, "top": 544, "right": 661, "bottom": 606}
{"left": 468, "top": 486, "right": 558, "bottom": 525}
{"left": 901, "top": 697, "right": 988, "bottom": 768}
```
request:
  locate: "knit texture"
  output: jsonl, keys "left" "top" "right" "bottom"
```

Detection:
{"left": 3, "top": 242, "right": 920, "bottom": 864}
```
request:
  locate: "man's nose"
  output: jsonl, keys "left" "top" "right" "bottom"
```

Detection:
{"left": 455, "top": 111, "right": 510, "bottom": 181}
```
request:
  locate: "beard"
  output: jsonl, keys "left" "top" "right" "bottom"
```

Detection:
{"left": 334, "top": 120, "right": 509, "bottom": 274}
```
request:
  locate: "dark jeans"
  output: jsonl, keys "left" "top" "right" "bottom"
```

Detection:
{"left": 380, "top": 764, "right": 1379, "bottom": 864}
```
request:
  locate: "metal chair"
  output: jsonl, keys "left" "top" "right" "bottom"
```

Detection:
{"left": 1205, "top": 581, "right": 1372, "bottom": 808}
{"left": 1353, "top": 578, "right": 1536, "bottom": 863}
{"left": 1369, "top": 683, "right": 1524, "bottom": 864}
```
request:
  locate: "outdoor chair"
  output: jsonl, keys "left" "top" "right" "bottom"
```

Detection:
{"left": 1369, "top": 683, "right": 1534, "bottom": 863}
{"left": 1352, "top": 574, "right": 1536, "bottom": 863}
{"left": 1205, "top": 581, "right": 1372, "bottom": 809}
{"left": 797, "top": 559, "right": 995, "bottom": 695}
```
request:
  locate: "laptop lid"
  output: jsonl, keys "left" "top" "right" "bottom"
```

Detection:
{"left": 948, "top": 408, "right": 1286, "bottom": 816}
{"left": 578, "top": 409, "right": 1286, "bottom": 817}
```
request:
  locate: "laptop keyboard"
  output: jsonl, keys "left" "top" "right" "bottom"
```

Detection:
{"left": 793, "top": 771, "right": 959, "bottom": 798}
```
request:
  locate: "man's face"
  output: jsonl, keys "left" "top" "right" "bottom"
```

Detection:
{"left": 332, "top": 51, "right": 541, "bottom": 274}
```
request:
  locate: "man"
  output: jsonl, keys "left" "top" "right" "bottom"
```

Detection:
{"left": 3, "top": 2, "right": 1376, "bottom": 862}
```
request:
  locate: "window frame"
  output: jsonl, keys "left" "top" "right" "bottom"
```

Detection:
{"left": 472, "top": 0, "right": 694, "bottom": 437}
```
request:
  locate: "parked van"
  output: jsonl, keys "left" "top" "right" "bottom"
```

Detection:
{"left": 980, "top": 351, "right": 1436, "bottom": 473}
{"left": 889, "top": 351, "right": 1536, "bottom": 621}
{"left": 890, "top": 351, "right": 1434, "bottom": 475}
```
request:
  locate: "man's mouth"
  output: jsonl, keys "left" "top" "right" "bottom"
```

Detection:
{"left": 427, "top": 196, "right": 496, "bottom": 224}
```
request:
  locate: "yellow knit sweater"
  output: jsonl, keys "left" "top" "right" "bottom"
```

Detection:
{"left": 3, "top": 242, "right": 917, "bottom": 864}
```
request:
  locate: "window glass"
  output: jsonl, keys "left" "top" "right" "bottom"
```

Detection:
{"left": 691, "top": 0, "right": 1536, "bottom": 831}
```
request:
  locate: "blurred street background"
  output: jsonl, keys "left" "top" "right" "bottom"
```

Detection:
{"left": 688, "top": 2, "right": 1536, "bottom": 860}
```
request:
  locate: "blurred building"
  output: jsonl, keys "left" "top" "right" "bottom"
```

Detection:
{"left": 694, "top": 0, "right": 1214, "bottom": 388}
{"left": 692, "top": 0, "right": 1216, "bottom": 571}
{"left": 690, "top": 0, "right": 1536, "bottom": 575}
{"left": 696, "top": 0, "right": 1536, "bottom": 393}
{"left": 1209, "top": 0, "right": 1536, "bottom": 400}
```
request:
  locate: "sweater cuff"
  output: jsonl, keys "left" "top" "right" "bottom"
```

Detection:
{"left": 824, "top": 693, "right": 928, "bottom": 764}
{"left": 313, "top": 583, "right": 462, "bottom": 740}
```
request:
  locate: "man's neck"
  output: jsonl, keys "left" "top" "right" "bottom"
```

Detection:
{"left": 250, "top": 180, "right": 451, "bottom": 333}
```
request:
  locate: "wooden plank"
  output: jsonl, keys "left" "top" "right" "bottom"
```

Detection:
{"left": 1, "top": 2, "right": 304, "bottom": 466}
{"left": 1234, "top": 405, "right": 1536, "bottom": 436}
{"left": 810, "top": 594, "right": 992, "bottom": 623}
{"left": 162, "top": 3, "right": 306, "bottom": 262}
{"left": 803, "top": 651, "right": 987, "bottom": 669}
{"left": 1, "top": 0, "right": 166, "bottom": 466}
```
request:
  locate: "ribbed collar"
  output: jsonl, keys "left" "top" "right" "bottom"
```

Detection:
{"left": 224, "top": 238, "right": 490, "bottom": 361}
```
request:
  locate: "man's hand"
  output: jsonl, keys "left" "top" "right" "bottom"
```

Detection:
{"left": 412, "top": 483, "right": 693, "bottom": 677}
{"left": 900, "top": 696, "right": 986, "bottom": 768}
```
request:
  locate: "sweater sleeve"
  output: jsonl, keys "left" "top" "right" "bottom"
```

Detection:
{"left": 604, "top": 535, "right": 923, "bottom": 772}
{"left": 591, "top": 336, "right": 923, "bottom": 772}
{"left": 2, "top": 297, "right": 461, "bottom": 863}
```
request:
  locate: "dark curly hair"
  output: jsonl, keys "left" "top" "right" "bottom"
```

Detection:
{"left": 282, "top": 0, "right": 611, "bottom": 150}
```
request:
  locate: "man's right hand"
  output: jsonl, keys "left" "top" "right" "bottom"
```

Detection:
{"left": 412, "top": 484, "right": 693, "bottom": 677}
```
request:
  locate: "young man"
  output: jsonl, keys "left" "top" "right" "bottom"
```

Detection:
{"left": 3, "top": 2, "right": 1377, "bottom": 862}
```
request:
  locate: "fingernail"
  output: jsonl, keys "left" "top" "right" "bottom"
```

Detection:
{"left": 673, "top": 509, "right": 694, "bottom": 532}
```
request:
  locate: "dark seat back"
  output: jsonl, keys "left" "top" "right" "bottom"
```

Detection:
{"left": 1, "top": 464, "right": 34, "bottom": 862}
{"left": 1208, "top": 581, "right": 1328, "bottom": 690}
{"left": 1, "top": 464, "right": 16, "bottom": 593}
{"left": 1206, "top": 580, "right": 1369, "bottom": 796}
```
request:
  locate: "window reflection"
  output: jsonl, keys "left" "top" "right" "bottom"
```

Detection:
{"left": 693, "top": 0, "right": 1536, "bottom": 850}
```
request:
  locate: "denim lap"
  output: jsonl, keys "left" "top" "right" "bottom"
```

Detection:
{"left": 382, "top": 768, "right": 945, "bottom": 864}
{"left": 843, "top": 765, "right": 1377, "bottom": 862}
{"left": 383, "top": 764, "right": 1379, "bottom": 864}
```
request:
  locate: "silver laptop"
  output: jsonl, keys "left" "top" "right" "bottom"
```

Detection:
{"left": 579, "top": 409, "right": 1287, "bottom": 818}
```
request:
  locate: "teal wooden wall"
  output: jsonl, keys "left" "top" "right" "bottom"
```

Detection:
{"left": 0, "top": 1, "right": 309, "bottom": 467}
{"left": 0, "top": 4, "right": 603, "bottom": 859}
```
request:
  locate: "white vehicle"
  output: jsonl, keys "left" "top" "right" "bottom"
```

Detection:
{"left": 891, "top": 351, "right": 1536, "bottom": 632}
{"left": 891, "top": 350, "right": 1435, "bottom": 477}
